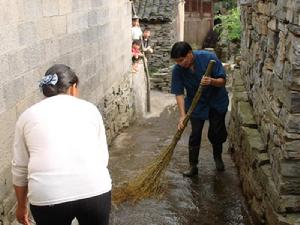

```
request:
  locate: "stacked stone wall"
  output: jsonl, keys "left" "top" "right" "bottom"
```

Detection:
{"left": 0, "top": 1, "right": 134, "bottom": 224}
{"left": 140, "top": 20, "right": 176, "bottom": 93}
{"left": 141, "top": 22, "right": 176, "bottom": 71}
{"left": 150, "top": 67, "right": 172, "bottom": 92}
{"left": 229, "top": 1, "right": 300, "bottom": 224}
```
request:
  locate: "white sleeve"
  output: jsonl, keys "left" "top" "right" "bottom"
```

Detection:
{"left": 11, "top": 120, "right": 29, "bottom": 186}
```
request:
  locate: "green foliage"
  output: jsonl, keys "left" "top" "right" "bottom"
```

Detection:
{"left": 216, "top": 8, "right": 241, "bottom": 43}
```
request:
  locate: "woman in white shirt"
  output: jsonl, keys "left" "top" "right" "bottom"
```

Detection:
{"left": 12, "top": 64, "right": 112, "bottom": 225}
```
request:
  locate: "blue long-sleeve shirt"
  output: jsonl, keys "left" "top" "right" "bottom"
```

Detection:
{"left": 171, "top": 50, "right": 229, "bottom": 120}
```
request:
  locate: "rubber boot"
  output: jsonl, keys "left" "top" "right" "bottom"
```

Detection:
{"left": 213, "top": 144, "right": 225, "bottom": 171}
{"left": 183, "top": 146, "right": 200, "bottom": 177}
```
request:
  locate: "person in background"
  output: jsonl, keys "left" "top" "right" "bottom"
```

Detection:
{"left": 132, "top": 40, "right": 143, "bottom": 72}
{"left": 170, "top": 41, "right": 229, "bottom": 177}
{"left": 202, "top": 18, "right": 222, "bottom": 50}
{"left": 131, "top": 15, "right": 142, "bottom": 40}
{"left": 142, "top": 27, "right": 154, "bottom": 56}
{"left": 12, "top": 64, "right": 111, "bottom": 225}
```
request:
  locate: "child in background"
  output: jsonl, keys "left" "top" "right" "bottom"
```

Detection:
{"left": 131, "top": 15, "right": 142, "bottom": 40}
{"left": 132, "top": 40, "right": 143, "bottom": 72}
{"left": 142, "top": 28, "right": 154, "bottom": 54}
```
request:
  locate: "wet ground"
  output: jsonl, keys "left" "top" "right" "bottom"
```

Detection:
{"left": 108, "top": 91, "right": 255, "bottom": 225}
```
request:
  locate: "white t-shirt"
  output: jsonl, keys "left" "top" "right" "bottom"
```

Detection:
{"left": 132, "top": 26, "right": 142, "bottom": 40}
{"left": 12, "top": 95, "right": 111, "bottom": 206}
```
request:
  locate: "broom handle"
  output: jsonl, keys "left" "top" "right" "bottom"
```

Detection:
{"left": 173, "top": 60, "right": 216, "bottom": 140}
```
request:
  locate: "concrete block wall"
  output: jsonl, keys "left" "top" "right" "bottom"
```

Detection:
{"left": 0, "top": 1, "right": 134, "bottom": 224}
{"left": 229, "top": 0, "right": 300, "bottom": 224}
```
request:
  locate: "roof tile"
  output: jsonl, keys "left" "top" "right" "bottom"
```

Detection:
{"left": 133, "top": 0, "right": 175, "bottom": 23}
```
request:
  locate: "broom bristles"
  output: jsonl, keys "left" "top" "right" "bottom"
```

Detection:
{"left": 112, "top": 145, "right": 175, "bottom": 205}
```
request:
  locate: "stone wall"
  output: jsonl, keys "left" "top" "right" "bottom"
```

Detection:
{"left": 101, "top": 73, "right": 135, "bottom": 145}
{"left": 135, "top": 0, "right": 184, "bottom": 72}
{"left": 229, "top": 1, "right": 300, "bottom": 224}
{"left": 141, "top": 21, "right": 177, "bottom": 71}
{"left": 141, "top": 20, "right": 176, "bottom": 93}
{"left": 0, "top": 1, "right": 136, "bottom": 224}
{"left": 150, "top": 67, "right": 172, "bottom": 92}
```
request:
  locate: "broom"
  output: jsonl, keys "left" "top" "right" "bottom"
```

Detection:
{"left": 112, "top": 60, "right": 216, "bottom": 205}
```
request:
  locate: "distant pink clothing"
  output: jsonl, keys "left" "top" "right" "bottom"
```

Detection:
{"left": 132, "top": 47, "right": 141, "bottom": 59}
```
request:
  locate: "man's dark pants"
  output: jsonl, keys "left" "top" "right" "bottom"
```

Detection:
{"left": 188, "top": 108, "right": 227, "bottom": 167}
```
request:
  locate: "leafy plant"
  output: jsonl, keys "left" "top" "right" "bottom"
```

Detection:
{"left": 216, "top": 7, "right": 241, "bottom": 43}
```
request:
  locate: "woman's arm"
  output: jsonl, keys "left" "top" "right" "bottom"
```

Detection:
{"left": 14, "top": 185, "right": 30, "bottom": 225}
{"left": 12, "top": 121, "right": 30, "bottom": 225}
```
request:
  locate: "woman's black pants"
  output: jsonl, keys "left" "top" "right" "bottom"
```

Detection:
{"left": 30, "top": 191, "right": 111, "bottom": 225}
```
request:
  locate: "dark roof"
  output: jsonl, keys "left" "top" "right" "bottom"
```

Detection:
{"left": 133, "top": 0, "right": 176, "bottom": 23}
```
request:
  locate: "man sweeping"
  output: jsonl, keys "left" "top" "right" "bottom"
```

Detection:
{"left": 170, "top": 41, "right": 229, "bottom": 177}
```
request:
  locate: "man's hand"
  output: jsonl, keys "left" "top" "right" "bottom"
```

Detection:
{"left": 201, "top": 77, "right": 226, "bottom": 87}
{"left": 16, "top": 204, "right": 30, "bottom": 225}
{"left": 178, "top": 115, "right": 186, "bottom": 130}
{"left": 147, "top": 47, "right": 153, "bottom": 53}
{"left": 144, "top": 47, "right": 153, "bottom": 53}
{"left": 201, "top": 76, "right": 212, "bottom": 86}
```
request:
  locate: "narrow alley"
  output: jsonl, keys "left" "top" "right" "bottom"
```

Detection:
{"left": 1, "top": 1, "right": 300, "bottom": 224}
{"left": 109, "top": 91, "right": 254, "bottom": 225}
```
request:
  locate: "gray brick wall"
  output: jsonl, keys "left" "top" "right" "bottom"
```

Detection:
{"left": 0, "top": 1, "right": 135, "bottom": 224}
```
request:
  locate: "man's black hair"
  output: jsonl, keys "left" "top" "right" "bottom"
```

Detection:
{"left": 170, "top": 41, "right": 192, "bottom": 59}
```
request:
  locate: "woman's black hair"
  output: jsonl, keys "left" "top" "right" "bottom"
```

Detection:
{"left": 41, "top": 64, "right": 79, "bottom": 97}
{"left": 170, "top": 41, "right": 192, "bottom": 59}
